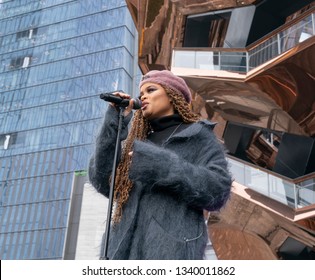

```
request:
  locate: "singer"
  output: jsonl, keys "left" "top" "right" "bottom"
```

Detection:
{"left": 88, "top": 70, "right": 232, "bottom": 260}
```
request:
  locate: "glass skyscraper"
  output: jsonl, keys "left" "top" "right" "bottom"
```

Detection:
{"left": 0, "top": 0, "right": 139, "bottom": 259}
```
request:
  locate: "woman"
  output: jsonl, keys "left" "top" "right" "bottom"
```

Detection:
{"left": 88, "top": 70, "right": 232, "bottom": 260}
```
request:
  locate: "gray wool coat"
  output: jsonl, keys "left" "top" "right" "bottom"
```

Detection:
{"left": 88, "top": 106, "right": 232, "bottom": 260}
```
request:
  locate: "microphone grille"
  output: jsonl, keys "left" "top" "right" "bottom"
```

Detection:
{"left": 133, "top": 98, "right": 142, "bottom": 110}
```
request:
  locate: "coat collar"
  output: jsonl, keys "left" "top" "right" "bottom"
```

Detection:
{"left": 163, "top": 119, "right": 217, "bottom": 145}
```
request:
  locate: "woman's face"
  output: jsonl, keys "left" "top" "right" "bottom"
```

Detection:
{"left": 139, "top": 82, "right": 174, "bottom": 120}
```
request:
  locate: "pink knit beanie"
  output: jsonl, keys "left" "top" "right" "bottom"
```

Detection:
{"left": 139, "top": 70, "right": 192, "bottom": 103}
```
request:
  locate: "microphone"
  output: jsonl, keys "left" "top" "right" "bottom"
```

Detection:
{"left": 100, "top": 92, "right": 142, "bottom": 109}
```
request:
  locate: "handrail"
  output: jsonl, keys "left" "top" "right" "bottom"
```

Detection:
{"left": 173, "top": 47, "right": 247, "bottom": 52}
{"left": 227, "top": 155, "right": 315, "bottom": 184}
{"left": 227, "top": 155, "right": 315, "bottom": 210}
{"left": 172, "top": 10, "right": 315, "bottom": 73}
{"left": 246, "top": 6, "right": 315, "bottom": 50}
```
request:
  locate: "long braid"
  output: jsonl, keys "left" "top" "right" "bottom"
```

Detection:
{"left": 167, "top": 87, "right": 200, "bottom": 123}
{"left": 112, "top": 85, "right": 199, "bottom": 223}
{"left": 112, "top": 110, "right": 149, "bottom": 223}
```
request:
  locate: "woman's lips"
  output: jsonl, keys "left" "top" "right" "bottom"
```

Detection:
{"left": 141, "top": 102, "right": 148, "bottom": 110}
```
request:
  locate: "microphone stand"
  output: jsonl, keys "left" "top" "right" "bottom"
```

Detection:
{"left": 100, "top": 105, "right": 125, "bottom": 260}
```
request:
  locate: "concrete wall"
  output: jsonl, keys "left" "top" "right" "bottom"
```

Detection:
{"left": 224, "top": 5, "right": 256, "bottom": 48}
{"left": 75, "top": 183, "right": 108, "bottom": 260}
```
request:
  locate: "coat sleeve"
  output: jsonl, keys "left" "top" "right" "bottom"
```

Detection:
{"left": 128, "top": 126, "right": 232, "bottom": 211}
{"left": 88, "top": 105, "right": 132, "bottom": 197}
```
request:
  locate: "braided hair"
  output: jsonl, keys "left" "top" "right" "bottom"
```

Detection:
{"left": 112, "top": 85, "right": 199, "bottom": 223}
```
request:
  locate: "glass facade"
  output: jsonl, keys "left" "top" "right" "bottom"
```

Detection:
{"left": 0, "top": 0, "right": 139, "bottom": 259}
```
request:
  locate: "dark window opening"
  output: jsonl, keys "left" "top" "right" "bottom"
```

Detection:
{"left": 183, "top": 12, "right": 231, "bottom": 48}
{"left": 0, "top": 133, "right": 17, "bottom": 150}
{"left": 16, "top": 28, "right": 38, "bottom": 40}
{"left": 10, "top": 56, "right": 32, "bottom": 69}
{"left": 278, "top": 237, "right": 315, "bottom": 260}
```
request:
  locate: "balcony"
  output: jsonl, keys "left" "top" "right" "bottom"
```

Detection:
{"left": 172, "top": 11, "right": 315, "bottom": 73}
{"left": 170, "top": 8, "right": 315, "bottom": 137}
{"left": 228, "top": 156, "right": 315, "bottom": 220}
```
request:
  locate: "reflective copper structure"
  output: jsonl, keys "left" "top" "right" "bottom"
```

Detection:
{"left": 247, "top": 39, "right": 315, "bottom": 136}
{"left": 126, "top": 0, "right": 315, "bottom": 259}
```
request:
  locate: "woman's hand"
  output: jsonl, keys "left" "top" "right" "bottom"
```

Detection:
{"left": 111, "top": 91, "right": 135, "bottom": 116}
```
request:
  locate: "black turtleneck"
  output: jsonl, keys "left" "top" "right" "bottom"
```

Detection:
{"left": 147, "top": 114, "right": 191, "bottom": 146}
